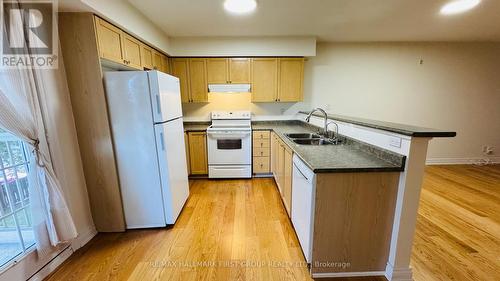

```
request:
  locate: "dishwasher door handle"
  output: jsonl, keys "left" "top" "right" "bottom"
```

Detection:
{"left": 293, "top": 163, "right": 309, "bottom": 181}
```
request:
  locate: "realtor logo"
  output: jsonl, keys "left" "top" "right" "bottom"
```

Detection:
{"left": 1, "top": 0, "right": 58, "bottom": 69}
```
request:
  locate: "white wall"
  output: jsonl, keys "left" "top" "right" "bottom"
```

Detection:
{"left": 169, "top": 36, "right": 316, "bottom": 57}
{"left": 305, "top": 42, "right": 500, "bottom": 163}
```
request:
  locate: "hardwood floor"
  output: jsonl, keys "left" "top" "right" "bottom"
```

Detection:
{"left": 411, "top": 165, "right": 500, "bottom": 281}
{"left": 45, "top": 165, "right": 500, "bottom": 281}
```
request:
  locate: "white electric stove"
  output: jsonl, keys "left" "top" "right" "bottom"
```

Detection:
{"left": 206, "top": 111, "right": 252, "bottom": 178}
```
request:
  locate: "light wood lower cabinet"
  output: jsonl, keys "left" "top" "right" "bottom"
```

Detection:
{"left": 187, "top": 132, "right": 208, "bottom": 175}
{"left": 283, "top": 147, "right": 293, "bottom": 215}
{"left": 312, "top": 172, "right": 399, "bottom": 274}
{"left": 270, "top": 132, "right": 293, "bottom": 216}
{"left": 252, "top": 130, "right": 270, "bottom": 174}
{"left": 184, "top": 132, "right": 190, "bottom": 175}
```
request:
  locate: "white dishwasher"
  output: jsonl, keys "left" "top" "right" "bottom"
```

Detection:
{"left": 291, "top": 154, "right": 315, "bottom": 263}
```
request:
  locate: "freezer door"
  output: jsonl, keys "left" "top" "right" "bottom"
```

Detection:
{"left": 154, "top": 118, "right": 190, "bottom": 224}
{"left": 149, "top": 71, "right": 183, "bottom": 123}
{"left": 103, "top": 71, "right": 167, "bottom": 229}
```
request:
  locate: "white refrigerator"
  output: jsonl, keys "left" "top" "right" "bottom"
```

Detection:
{"left": 104, "top": 70, "right": 189, "bottom": 229}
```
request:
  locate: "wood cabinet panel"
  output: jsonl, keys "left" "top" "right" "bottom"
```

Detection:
{"left": 160, "top": 54, "right": 169, "bottom": 73}
{"left": 185, "top": 132, "right": 190, "bottom": 175}
{"left": 95, "top": 17, "right": 124, "bottom": 64}
{"left": 188, "top": 132, "right": 208, "bottom": 175}
{"left": 229, "top": 58, "right": 251, "bottom": 83}
{"left": 140, "top": 44, "right": 153, "bottom": 69}
{"left": 253, "top": 147, "right": 270, "bottom": 157}
{"left": 61, "top": 14, "right": 125, "bottom": 232}
{"left": 271, "top": 133, "right": 278, "bottom": 175}
{"left": 122, "top": 34, "right": 142, "bottom": 69}
{"left": 251, "top": 58, "right": 278, "bottom": 102}
{"left": 278, "top": 58, "right": 304, "bottom": 102}
{"left": 312, "top": 172, "right": 399, "bottom": 273}
{"left": 207, "top": 58, "right": 228, "bottom": 83}
{"left": 253, "top": 131, "right": 270, "bottom": 140}
{"left": 283, "top": 148, "right": 293, "bottom": 215}
{"left": 171, "top": 58, "right": 190, "bottom": 103}
{"left": 189, "top": 58, "right": 208, "bottom": 102}
{"left": 253, "top": 157, "right": 270, "bottom": 174}
{"left": 152, "top": 51, "right": 162, "bottom": 70}
{"left": 253, "top": 139, "right": 270, "bottom": 148}
{"left": 277, "top": 141, "right": 285, "bottom": 194}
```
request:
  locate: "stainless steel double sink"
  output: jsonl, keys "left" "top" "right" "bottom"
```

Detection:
{"left": 285, "top": 133, "right": 341, "bottom": 145}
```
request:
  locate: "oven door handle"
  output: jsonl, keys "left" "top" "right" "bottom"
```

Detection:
{"left": 207, "top": 131, "right": 251, "bottom": 139}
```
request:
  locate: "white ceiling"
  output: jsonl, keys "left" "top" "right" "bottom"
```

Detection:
{"left": 125, "top": 0, "right": 500, "bottom": 42}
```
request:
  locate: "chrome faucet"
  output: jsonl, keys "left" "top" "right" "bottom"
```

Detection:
{"left": 326, "top": 121, "right": 339, "bottom": 140}
{"left": 305, "top": 108, "right": 329, "bottom": 136}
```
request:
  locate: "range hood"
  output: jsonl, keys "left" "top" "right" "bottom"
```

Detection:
{"left": 208, "top": 84, "right": 251, "bottom": 93}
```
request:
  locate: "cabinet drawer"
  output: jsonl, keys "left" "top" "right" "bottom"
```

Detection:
{"left": 253, "top": 157, "right": 270, "bottom": 173}
{"left": 253, "top": 139, "right": 270, "bottom": 148}
{"left": 253, "top": 131, "right": 270, "bottom": 140}
{"left": 253, "top": 147, "right": 270, "bottom": 157}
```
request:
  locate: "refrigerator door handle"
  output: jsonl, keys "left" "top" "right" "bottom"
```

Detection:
{"left": 155, "top": 95, "right": 162, "bottom": 115}
{"left": 160, "top": 132, "right": 165, "bottom": 150}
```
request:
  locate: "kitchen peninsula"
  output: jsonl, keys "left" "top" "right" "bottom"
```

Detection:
{"left": 184, "top": 112, "right": 455, "bottom": 279}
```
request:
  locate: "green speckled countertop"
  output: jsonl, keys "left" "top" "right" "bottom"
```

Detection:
{"left": 183, "top": 121, "right": 210, "bottom": 132}
{"left": 184, "top": 120, "right": 405, "bottom": 173}
{"left": 254, "top": 121, "right": 405, "bottom": 173}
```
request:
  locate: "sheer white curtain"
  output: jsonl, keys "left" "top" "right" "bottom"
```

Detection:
{"left": 0, "top": 3, "right": 77, "bottom": 257}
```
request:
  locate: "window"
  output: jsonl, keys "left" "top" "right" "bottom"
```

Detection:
{"left": 0, "top": 128, "right": 34, "bottom": 267}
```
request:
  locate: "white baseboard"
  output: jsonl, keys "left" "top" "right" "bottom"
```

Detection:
{"left": 426, "top": 157, "right": 500, "bottom": 165}
{"left": 71, "top": 226, "right": 97, "bottom": 251}
{"left": 312, "top": 271, "right": 385, "bottom": 278}
{"left": 385, "top": 263, "right": 413, "bottom": 281}
{"left": 28, "top": 246, "right": 73, "bottom": 281}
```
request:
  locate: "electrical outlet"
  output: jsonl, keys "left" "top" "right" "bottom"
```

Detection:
{"left": 482, "top": 145, "right": 494, "bottom": 155}
{"left": 389, "top": 136, "right": 402, "bottom": 148}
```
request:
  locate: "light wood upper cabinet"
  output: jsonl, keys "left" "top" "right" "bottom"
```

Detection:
{"left": 188, "top": 132, "right": 208, "bottom": 175}
{"left": 229, "top": 58, "right": 251, "bottom": 83}
{"left": 278, "top": 58, "right": 304, "bottom": 102}
{"left": 171, "top": 58, "right": 190, "bottom": 103}
{"left": 207, "top": 58, "right": 228, "bottom": 83}
{"left": 95, "top": 17, "right": 124, "bottom": 64}
{"left": 140, "top": 44, "right": 154, "bottom": 69}
{"left": 152, "top": 51, "right": 162, "bottom": 70}
{"left": 188, "top": 58, "right": 208, "bottom": 102}
{"left": 251, "top": 58, "right": 278, "bottom": 102}
{"left": 122, "top": 34, "right": 142, "bottom": 69}
{"left": 206, "top": 58, "right": 250, "bottom": 84}
{"left": 161, "top": 55, "right": 169, "bottom": 73}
